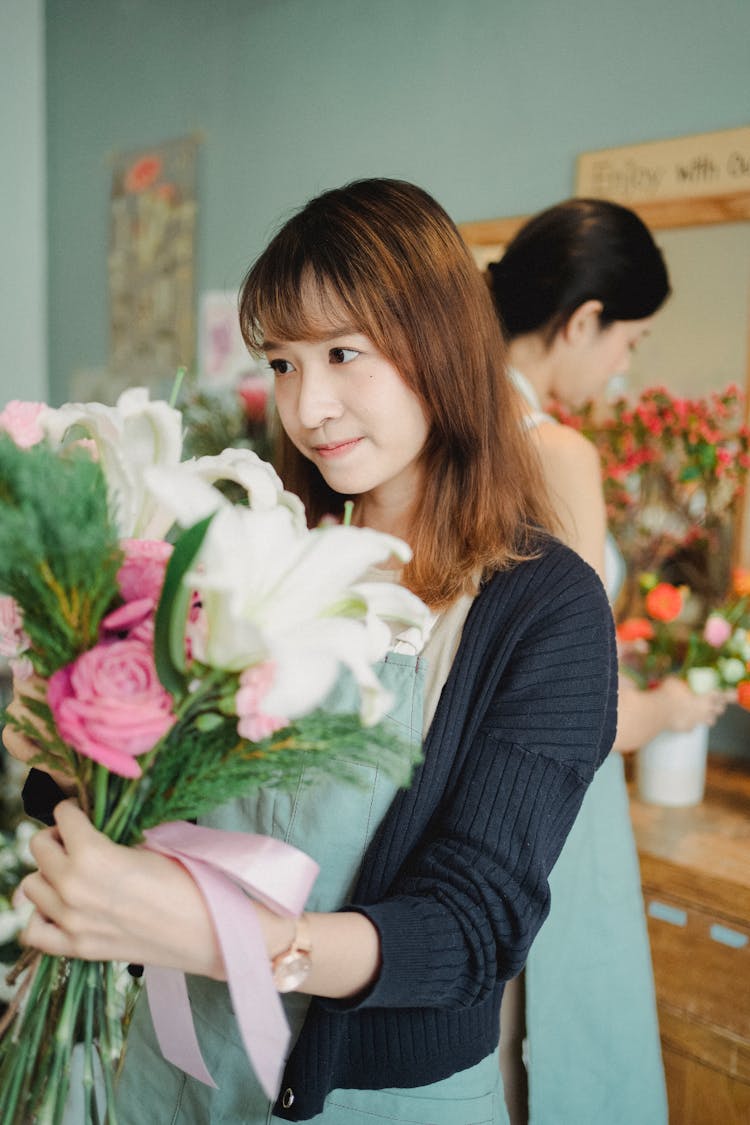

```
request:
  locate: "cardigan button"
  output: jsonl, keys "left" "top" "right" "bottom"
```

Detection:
{"left": 281, "top": 1088, "right": 295, "bottom": 1108}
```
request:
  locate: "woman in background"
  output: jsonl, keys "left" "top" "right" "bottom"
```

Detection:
{"left": 489, "top": 198, "right": 731, "bottom": 1125}
{"left": 6, "top": 179, "right": 617, "bottom": 1124}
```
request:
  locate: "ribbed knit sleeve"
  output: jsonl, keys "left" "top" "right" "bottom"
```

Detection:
{"left": 339, "top": 540, "right": 616, "bottom": 1009}
{"left": 276, "top": 539, "right": 617, "bottom": 1119}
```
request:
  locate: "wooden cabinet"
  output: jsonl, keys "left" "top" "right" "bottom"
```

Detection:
{"left": 629, "top": 756, "right": 750, "bottom": 1125}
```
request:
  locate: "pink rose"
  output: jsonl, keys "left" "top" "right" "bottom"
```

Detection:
{"left": 0, "top": 400, "right": 48, "bottom": 447}
{"left": 235, "top": 662, "right": 287, "bottom": 743}
{"left": 703, "top": 613, "right": 732, "bottom": 648}
{"left": 47, "top": 639, "right": 176, "bottom": 778}
{"left": 0, "top": 596, "right": 30, "bottom": 659}
{"left": 117, "top": 539, "right": 173, "bottom": 605}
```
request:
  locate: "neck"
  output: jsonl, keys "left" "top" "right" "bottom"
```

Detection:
{"left": 354, "top": 493, "right": 415, "bottom": 544}
{"left": 507, "top": 335, "right": 556, "bottom": 406}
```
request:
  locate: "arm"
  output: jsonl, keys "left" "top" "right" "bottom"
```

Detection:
{"left": 327, "top": 548, "right": 618, "bottom": 1012}
{"left": 530, "top": 422, "right": 731, "bottom": 751}
{"left": 615, "top": 674, "right": 733, "bottom": 750}
{"left": 530, "top": 421, "right": 608, "bottom": 583}
{"left": 18, "top": 801, "right": 381, "bottom": 1000}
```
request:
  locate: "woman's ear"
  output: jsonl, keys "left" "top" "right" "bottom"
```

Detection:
{"left": 561, "top": 300, "right": 604, "bottom": 346}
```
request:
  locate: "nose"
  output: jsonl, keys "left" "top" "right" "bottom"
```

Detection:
{"left": 296, "top": 362, "right": 344, "bottom": 430}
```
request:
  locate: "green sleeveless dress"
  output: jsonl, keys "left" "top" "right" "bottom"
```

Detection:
{"left": 510, "top": 368, "right": 668, "bottom": 1124}
{"left": 116, "top": 652, "right": 507, "bottom": 1124}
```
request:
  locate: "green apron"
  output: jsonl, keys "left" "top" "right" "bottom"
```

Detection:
{"left": 525, "top": 751, "right": 668, "bottom": 1124}
{"left": 116, "top": 652, "right": 507, "bottom": 1124}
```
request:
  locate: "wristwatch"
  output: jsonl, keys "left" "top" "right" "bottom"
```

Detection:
{"left": 271, "top": 914, "right": 313, "bottom": 993}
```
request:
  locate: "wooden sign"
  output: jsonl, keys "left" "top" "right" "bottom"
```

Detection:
{"left": 576, "top": 126, "right": 750, "bottom": 205}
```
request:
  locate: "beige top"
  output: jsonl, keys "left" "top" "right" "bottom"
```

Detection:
{"left": 371, "top": 567, "right": 475, "bottom": 737}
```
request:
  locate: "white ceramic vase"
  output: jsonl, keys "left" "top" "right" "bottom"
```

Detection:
{"left": 636, "top": 723, "right": 709, "bottom": 807}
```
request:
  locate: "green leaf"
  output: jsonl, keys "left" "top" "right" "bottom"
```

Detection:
{"left": 154, "top": 514, "right": 214, "bottom": 695}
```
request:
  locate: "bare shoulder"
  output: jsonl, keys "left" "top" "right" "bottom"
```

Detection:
{"left": 531, "top": 419, "right": 601, "bottom": 474}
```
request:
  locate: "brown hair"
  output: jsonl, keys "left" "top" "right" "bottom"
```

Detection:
{"left": 239, "top": 178, "right": 553, "bottom": 608}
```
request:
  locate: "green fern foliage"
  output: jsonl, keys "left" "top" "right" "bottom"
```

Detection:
{"left": 0, "top": 435, "right": 123, "bottom": 675}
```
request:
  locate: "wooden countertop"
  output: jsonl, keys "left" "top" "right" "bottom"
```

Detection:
{"left": 629, "top": 756, "right": 750, "bottom": 923}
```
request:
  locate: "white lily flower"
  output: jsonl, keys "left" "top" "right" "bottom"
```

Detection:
{"left": 143, "top": 448, "right": 307, "bottom": 533}
{"left": 182, "top": 503, "right": 423, "bottom": 725}
{"left": 42, "top": 387, "right": 184, "bottom": 538}
{"left": 349, "top": 582, "right": 433, "bottom": 658}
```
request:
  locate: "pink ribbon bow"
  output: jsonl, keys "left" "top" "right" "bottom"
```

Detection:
{"left": 142, "top": 821, "right": 319, "bottom": 1100}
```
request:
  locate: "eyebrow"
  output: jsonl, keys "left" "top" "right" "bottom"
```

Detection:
{"left": 262, "top": 324, "right": 361, "bottom": 350}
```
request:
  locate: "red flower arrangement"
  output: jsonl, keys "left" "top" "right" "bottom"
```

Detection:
{"left": 552, "top": 384, "right": 750, "bottom": 616}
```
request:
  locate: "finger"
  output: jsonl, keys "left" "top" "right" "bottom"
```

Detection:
{"left": 18, "top": 870, "right": 64, "bottom": 924}
{"left": 21, "top": 910, "right": 74, "bottom": 959}
{"left": 29, "top": 824, "right": 67, "bottom": 879}
{"left": 1, "top": 724, "right": 37, "bottom": 762}
{"left": 53, "top": 799, "right": 97, "bottom": 853}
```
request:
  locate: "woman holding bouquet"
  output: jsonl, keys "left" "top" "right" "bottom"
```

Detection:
{"left": 488, "top": 199, "right": 732, "bottom": 1125}
{"left": 6, "top": 179, "right": 617, "bottom": 1124}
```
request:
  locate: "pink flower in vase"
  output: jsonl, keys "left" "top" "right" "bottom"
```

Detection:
{"left": 48, "top": 638, "right": 176, "bottom": 778}
{"left": 703, "top": 613, "right": 733, "bottom": 648}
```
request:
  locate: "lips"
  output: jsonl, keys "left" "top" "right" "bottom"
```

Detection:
{"left": 313, "top": 437, "right": 363, "bottom": 458}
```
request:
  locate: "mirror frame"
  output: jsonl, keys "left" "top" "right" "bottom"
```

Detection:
{"left": 458, "top": 188, "right": 750, "bottom": 567}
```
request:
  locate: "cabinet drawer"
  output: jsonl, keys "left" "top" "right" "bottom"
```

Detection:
{"left": 643, "top": 890, "right": 750, "bottom": 1040}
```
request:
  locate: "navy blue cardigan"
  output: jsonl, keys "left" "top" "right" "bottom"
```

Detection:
{"left": 275, "top": 536, "right": 617, "bottom": 1119}
{"left": 23, "top": 536, "right": 617, "bottom": 1122}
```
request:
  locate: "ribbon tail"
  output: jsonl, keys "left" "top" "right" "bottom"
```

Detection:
{"left": 182, "top": 856, "right": 291, "bottom": 1102}
{"left": 144, "top": 966, "right": 217, "bottom": 1088}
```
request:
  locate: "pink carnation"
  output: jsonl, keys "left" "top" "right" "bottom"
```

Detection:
{"left": 0, "top": 400, "right": 48, "bottom": 447}
{"left": 47, "top": 638, "right": 176, "bottom": 778}
{"left": 117, "top": 539, "right": 173, "bottom": 605}
{"left": 235, "top": 662, "right": 287, "bottom": 743}
{"left": 703, "top": 613, "right": 733, "bottom": 648}
{"left": 0, "top": 596, "right": 30, "bottom": 659}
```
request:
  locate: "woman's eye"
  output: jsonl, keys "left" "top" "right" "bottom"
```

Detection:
{"left": 329, "top": 347, "right": 359, "bottom": 365}
{"left": 268, "top": 358, "right": 295, "bottom": 375}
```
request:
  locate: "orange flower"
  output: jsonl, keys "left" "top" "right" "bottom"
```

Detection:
{"left": 617, "top": 618, "right": 655, "bottom": 643}
{"left": 732, "top": 568, "right": 750, "bottom": 597}
{"left": 645, "top": 582, "right": 683, "bottom": 623}
{"left": 737, "top": 680, "right": 750, "bottom": 710}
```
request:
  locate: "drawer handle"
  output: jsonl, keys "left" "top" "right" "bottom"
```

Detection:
{"left": 709, "top": 924, "right": 748, "bottom": 949}
{"left": 647, "top": 901, "right": 687, "bottom": 927}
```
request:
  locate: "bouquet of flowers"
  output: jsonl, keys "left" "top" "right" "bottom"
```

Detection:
{"left": 551, "top": 384, "right": 750, "bottom": 617}
{"left": 617, "top": 572, "right": 750, "bottom": 707}
{"left": 0, "top": 388, "right": 429, "bottom": 1125}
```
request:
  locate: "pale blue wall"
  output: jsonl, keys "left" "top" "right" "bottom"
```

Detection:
{"left": 0, "top": 0, "right": 46, "bottom": 403}
{"left": 45, "top": 0, "right": 750, "bottom": 402}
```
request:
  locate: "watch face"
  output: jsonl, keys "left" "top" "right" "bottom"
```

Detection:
{"left": 274, "top": 951, "right": 312, "bottom": 993}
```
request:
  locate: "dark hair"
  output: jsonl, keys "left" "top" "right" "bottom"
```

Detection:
{"left": 239, "top": 177, "right": 554, "bottom": 608}
{"left": 487, "top": 198, "right": 671, "bottom": 344}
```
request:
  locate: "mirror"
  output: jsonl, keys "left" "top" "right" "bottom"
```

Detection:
{"left": 458, "top": 189, "right": 750, "bottom": 564}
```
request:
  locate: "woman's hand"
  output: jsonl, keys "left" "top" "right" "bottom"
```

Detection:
{"left": 18, "top": 800, "right": 225, "bottom": 979}
{"left": 19, "top": 802, "right": 382, "bottom": 999}
{"left": 615, "top": 674, "right": 734, "bottom": 752}
{"left": 657, "top": 675, "right": 735, "bottom": 732}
